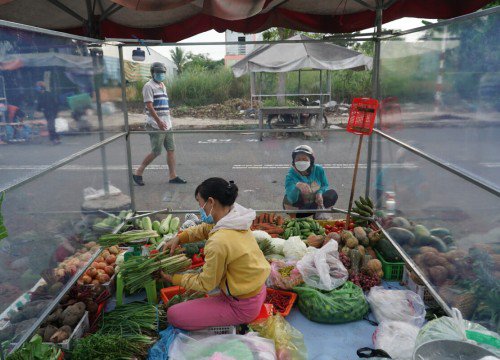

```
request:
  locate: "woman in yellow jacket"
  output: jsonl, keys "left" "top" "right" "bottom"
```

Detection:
{"left": 160, "top": 177, "right": 271, "bottom": 330}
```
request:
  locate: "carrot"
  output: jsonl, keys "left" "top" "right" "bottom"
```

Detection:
{"left": 269, "top": 213, "right": 275, "bottom": 224}
{"left": 276, "top": 216, "right": 284, "bottom": 226}
{"left": 258, "top": 213, "right": 265, "bottom": 224}
{"left": 267, "top": 228, "right": 284, "bottom": 235}
{"left": 270, "top": 234, "right": 278, "bottom": 238}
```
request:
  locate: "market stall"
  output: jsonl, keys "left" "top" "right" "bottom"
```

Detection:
{"left": 0, "top": 2, "right": 499, "bottom": 360}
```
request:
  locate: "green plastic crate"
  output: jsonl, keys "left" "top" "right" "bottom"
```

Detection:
{"left": 374, "top": 249, "right": 405, "bottom": 281}
{"left": 67, "top": 93, "right": 92, "bottom": 112}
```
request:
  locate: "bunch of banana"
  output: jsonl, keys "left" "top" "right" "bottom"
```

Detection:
{"left": 352, "top": 196, "right": 374, "bottom": 227}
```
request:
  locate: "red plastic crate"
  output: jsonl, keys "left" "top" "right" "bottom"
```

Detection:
{"left": 266, "top": 288, "right": 297, "bottom": 317}
{"left": 347, "top": 97, "right": 379, "bottom": 135}
{"left": 252, "top": 303, "right": 274, "bottom": 322}
{"left": 160, "top": 286, "right": 208, "bottom": 304}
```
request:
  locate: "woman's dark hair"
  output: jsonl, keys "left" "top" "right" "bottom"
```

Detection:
{"left": 195, "top": 178, "right": 238, "bottom": 206}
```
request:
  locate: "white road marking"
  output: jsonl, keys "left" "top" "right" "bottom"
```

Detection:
{"left": 232, "top": 163, "right": 418, "bottom": 169}
{"left": 198, "top": 139, "right": 232, "bottom": 144}
{"left": 480, "top": 162, "right": 500, "bottom": 168}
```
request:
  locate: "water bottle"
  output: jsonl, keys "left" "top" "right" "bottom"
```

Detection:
{"left": 384, "top": 191, "right": 396, "bottom": 215}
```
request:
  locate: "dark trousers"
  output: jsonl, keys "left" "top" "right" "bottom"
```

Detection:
{"left": 45, "top": 112, "right": 59, "bottom": 141}
{"left": 283, "top": 189, "right": 338, "bottom": 218}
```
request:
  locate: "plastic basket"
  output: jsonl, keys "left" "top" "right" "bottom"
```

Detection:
{"left": 187, "top": 325, "right": 237, "bottom": 340}
{"left": 160, "top": 286, "right": 208, "bottom": 305}
{"left": 374, "top": 249, "right": 405, "bottom": 281}
{"left": 347, "top": 97, "right": 379, "bottom": 135}
{"left": 266, "top": 288, "right": 297, "bottom": 317}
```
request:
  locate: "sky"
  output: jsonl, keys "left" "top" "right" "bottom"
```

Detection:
{"left": 153, "top": 17, "right": 434, "bottom": 61}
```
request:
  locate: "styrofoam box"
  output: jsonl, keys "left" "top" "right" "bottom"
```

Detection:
{"left": 43, "top": 311, "right": 89, "bottom": 350}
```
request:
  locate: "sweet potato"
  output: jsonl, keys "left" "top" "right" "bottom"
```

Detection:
{"left": 43, "top": 325, "right": 58, "bottom": 342}
{"left": 50, "top": 325, "right": 72, "bottom": 343}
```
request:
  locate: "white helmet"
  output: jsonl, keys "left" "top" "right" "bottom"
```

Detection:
{"left": 292, "top": 145, "right": 315, "bottom": 165}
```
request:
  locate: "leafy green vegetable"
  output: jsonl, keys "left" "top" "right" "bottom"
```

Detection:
{"left": 70, "top": 333, "right": 153, "bottom": 360}
{"left": 6, "top": 335, "right": 61, "bottom": 360}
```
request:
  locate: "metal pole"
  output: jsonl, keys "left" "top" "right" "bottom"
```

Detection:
{"left": 365, "top": 1, "right": 383, "bottom": 201}
{"left": 91, "top": 48, "right": 110, "bottom": 195}
{"left": 118, "top": 45, "right": 136, "bottom": 211}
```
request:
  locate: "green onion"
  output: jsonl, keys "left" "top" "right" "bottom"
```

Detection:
{"left": 70, "top": 333, "right": 153, "bottom": 360}
{"left": 98, "top": 229, "right": 159, "bottom": 247}
{"left": 99, "top": 302, "right": 165, "bottom": 336}
{"left": 120, "top": 253, "right": 191, "bottom": 293}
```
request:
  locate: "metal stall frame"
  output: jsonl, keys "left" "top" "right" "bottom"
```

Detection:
{"left": 1, "top": 5, "right": 499, "bottom": 353}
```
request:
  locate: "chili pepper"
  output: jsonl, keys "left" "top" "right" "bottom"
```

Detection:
{"left": 265, "top": 292, "right": 290, "bottom": 314}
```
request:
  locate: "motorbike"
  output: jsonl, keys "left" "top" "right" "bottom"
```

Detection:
{"left": 266, "top": 97, "right": 328, "bottom": 129}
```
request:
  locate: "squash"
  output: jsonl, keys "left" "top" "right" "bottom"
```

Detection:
{"left": 341, "top": 230, "right": 354, "bottom": 243}
{"left": 353, "top": 227, "right": 368, "bottom": 243}
{"left": 349, "top": 249, "right": 363, "bottom": 273}
{"left": 346, "top": 236, "right": 359, "bottom": 249}
{"left": 367, "top": 259, "right": 382, "bottom": 272}
{"left": 387, "top": 227, "right": 415, "bottom": 245}
{"left": 357, "top": 245, "right": 366, "bottom": 257}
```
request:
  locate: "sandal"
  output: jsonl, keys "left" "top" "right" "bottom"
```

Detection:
{"left": 169, "top": 176, "right": 187, "bottom": 184}
{"left": 133, "top": 174, "right": 145, "bottom": 186}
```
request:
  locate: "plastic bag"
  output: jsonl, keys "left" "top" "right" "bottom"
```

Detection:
{"left": 269, "top": 237, "right": 286, "bottom": 255}
{"left": 366, "top": 287, "right": 425, "bottom": 327}
{"left": 267, "top": 260, "right": 304, "bottom": 290}
{"left": 415, "top": 308, "right": 500, "bottom": 357}
{"left": 315, "top": 205, "right": 334, "bottom": 221}
{"left": 372, "top": 321, "right": 420, "bottom": 360}
{"left": 148, "top": 325, "right": 185, "bottom": 360}
{"left": 168, "top": 333, "right": 276, "bottom": 360}
{"left": 294, "top": 281, "right": 369, "bottom": 324}
{"left": 250, "top": 314, "right": 307, "bottom": 360}
{"left": 283, "top": 236, "right": 307, "bottom": 260}
{"left": 296, "top": 240, "right": 347, "bottom": 291}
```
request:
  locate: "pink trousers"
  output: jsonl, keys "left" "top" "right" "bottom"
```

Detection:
{"left": 167, "top": 285, "right": 266, "bottom": 331}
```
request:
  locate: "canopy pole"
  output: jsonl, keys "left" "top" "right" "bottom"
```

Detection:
{"left": 250, "top": 72, "right": 256, "bottom": 109}
{"left": 365, "top": 0, "right": 383, "bottom": 201}
{"left": 119, "top": 45, "right": 136, "bottom": 211}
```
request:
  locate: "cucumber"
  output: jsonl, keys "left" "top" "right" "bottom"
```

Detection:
{"left": 430, "top": 228, "right": 451, "bottom": 238}
{"left": 386, "top": 227, "right": 415, "bottom": 245}
{"left": 284, "top": 228, "right": 291, "bottom": 239}
{"left": 152, "top": 220, "right": 161, "bottom": 232}
{"left": 301, "top": 222, "right": 311, "bottom": 229}
{"left": 142, "top": 217, "right": 153, "bottom": 231}
{"left": 169, "top": 217, "right": 180, "bottom": 233}
{"left": 358, "top": 196, "right": 368, "bottom": 206}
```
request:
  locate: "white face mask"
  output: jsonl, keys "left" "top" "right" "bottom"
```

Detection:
{"left": 295, "top": 160, "right": 310, "bottom": 172}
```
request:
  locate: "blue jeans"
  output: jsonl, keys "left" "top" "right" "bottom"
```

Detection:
{"left": 6, "top": 124, "right": 31, "bottom": 141}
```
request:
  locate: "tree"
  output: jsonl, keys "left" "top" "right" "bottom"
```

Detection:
{"left": 170, "top": 47, "right": 187, "bottom": 74}
{"left": 183, "top": 53, "right": 224, "bottom": 73}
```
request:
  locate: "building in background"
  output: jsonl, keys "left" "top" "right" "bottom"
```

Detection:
{"left": 101, "top": 45, "right": 177, "bottom": 84}
{"left": 224, "top": 31, "right": 262, "bottom": 67}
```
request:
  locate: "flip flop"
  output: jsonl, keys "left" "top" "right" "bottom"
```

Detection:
{"left": 169, "top": 176, "right": 187, "bottom": 184}
{"left": 133, "top": 174, "right": 145, "bottom": 186}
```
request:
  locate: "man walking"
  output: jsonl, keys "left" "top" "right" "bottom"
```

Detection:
{"left": 133, "top": 62, "right": 186, "bottom": 186}
{"left": 35, "top": 81, "right": 61, "bottom": 145}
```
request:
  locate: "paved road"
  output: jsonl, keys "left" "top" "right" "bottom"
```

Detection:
{"left": 1, "top": 126, "right": 499, "bottom": 231}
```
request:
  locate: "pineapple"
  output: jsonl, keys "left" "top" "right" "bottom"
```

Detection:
{"left": 453, "top": 292, "right": 478, "bottom": 319}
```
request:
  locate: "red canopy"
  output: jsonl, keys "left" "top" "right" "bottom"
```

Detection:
{"left": 0, "top": 0, "right": 492, "bottom": 41}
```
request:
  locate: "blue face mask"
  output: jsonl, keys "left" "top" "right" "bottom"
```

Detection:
{"left": 153, "top": 73, "right": 166, "bottom": 82}
{"left": 199, "top": 201, "right": 214, "bottom": 224}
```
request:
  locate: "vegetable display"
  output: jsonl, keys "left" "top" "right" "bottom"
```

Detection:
{"left": 251, "top": 213, "right": 285, "bottom": 237}
{"left": 6, "top": 335, "right": 61, "bottom": 360}
{"left": 120, "top": 253, "right": 191, "bottom": 293}
{"left": 283, "top": 218, "right": 325, "bottom": 240}
{"left": 265, "top": 291, "right": 292, "bottom": 315}
{"left": 351, "top": 196, "right": 374, "bottom": 227}
{"left": 98, "top": 230, "right": 158, "bottom": 247}
{"left": 78, "top": 246, "right": 121, "bottom": 286}
{"left": 70, "top": 333, "right": 153, "bottom": 360}
{"left": 294, "top": 281, "right": 369, "bottom": 324}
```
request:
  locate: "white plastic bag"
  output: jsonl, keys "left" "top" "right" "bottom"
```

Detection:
{"left": 366, "top": 287, "right": 426, "bottom": 327}
{"left": 315, "top": 205, "right": 334, "bottom": 220}
{"left": 168, "top": 333, "right": 276, "bottom": 360}
{"left": 296, "top": 240, "right": 348, "bottom": 291}
{"left": 415, "top": 308, "right": 500, "bottom": 357}
{"left": 283, "top": 236, "right": 307, "bottom": 260}
{"left": 55, "top": 117, "right": 69, "bottom": 132}
{"left": 373, "top": 321, "right": 420, "bottom": 360}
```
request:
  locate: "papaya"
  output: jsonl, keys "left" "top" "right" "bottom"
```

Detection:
{"left": 430, "top": 228, "right": 451, "bottom": 238}
{"left": 375, "top": 238, "right": 403, "bottom": 262}
{"left": 420, "top": 235, "right": 448, "bottom": 252}
{"left": 386, "top": 227, "right": 415, "bottom": 245}
{"left": 413, "top": 224, "right": 431, "bottom": 242}
{"left": 391, "top": 217, "right": 412, "bottom": 230}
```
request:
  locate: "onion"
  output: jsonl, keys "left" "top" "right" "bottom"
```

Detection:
{"left": 91, "top": 279, "right": 100, "bottom": 286}
{"left": 105, "top": 255, "right": 116, "bottom": 265}
{"left": 86, "top": 267, "right": 98, "bottom": 278}
{"left": 82, "top": 275, "right": 92, "bottom": 284}
{"left": 101, "top": 250, "right": 111, "bottom": 259}
{"left": 96, "top": 256, "right": 105, "bottom": 263}
{"left": 95, "top": 262, "right": 106, "bottom": 270}
{"left": 96, "top": 269, "right": 106, "bottom": 275}
{"left": 104, "top": 265, "right": 114, "bottom": 276}
{"left": 97, "top": 274, "right": 110, "bottom": 284}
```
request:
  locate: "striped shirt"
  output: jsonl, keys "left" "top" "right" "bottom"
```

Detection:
{"left": 142, "top": 79, "right": 172, "bottom": 130}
